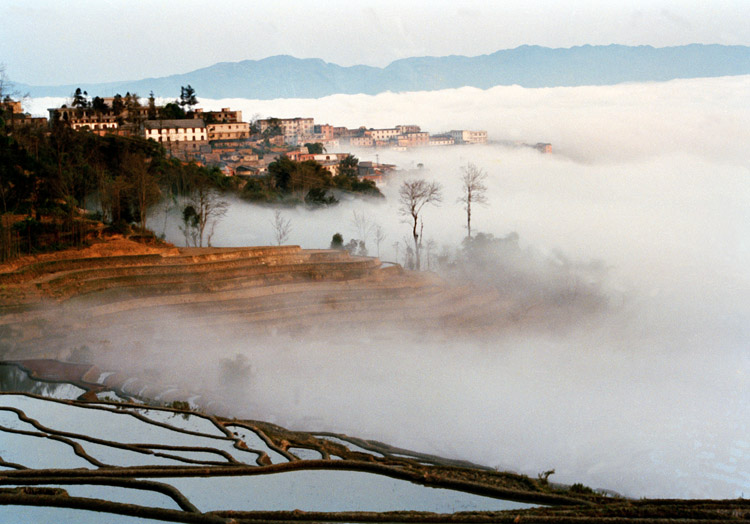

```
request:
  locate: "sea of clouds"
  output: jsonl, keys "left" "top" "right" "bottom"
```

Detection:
{"left": 27, "top": 76, "right": 750, "bottom": 498}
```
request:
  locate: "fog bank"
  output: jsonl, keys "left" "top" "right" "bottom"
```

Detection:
{"left": 29, "top": 77, "right": 750, "bottom": 499}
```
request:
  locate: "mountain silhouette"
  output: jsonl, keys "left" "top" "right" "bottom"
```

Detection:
{"left": 19, "top": 44, "right": 750, "bottom": 100}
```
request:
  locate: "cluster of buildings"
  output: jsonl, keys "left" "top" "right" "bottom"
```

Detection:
{"left": 1, "top": 99, "right": 48, "bottom": 129}
{"left": 6, "top": 95, "right": 497, "bottom": 183}
{"left": 47, "top": 101, "right": 250, "bottom": 161}
{"left": 255, "top": 117, "right": 488, "bottom": 150}
{"left": 42, "top": 99, "right": 409, "bottom": 180}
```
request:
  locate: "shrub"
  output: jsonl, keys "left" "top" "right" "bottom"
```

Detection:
{"left": 330, "top": 233, "right": 344, "bottom": 250}
{"left": 569, "top": 483, "right": 595, "bottom": 494}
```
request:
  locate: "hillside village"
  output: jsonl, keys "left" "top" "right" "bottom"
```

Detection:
{"left": 4, "top": 87, "right": 497, "bottom": 184}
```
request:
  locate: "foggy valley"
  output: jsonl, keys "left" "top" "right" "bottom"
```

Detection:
{"left": 22, "top": 75, "right": 750, "bottom": 499}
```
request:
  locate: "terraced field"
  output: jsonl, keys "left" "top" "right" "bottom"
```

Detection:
{"left": 1, "top": 239, "right": 748, "bottom": 522}
{"left": 0, "top": 238, "right": 503, "bottom": 362}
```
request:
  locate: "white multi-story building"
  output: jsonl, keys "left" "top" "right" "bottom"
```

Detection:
{"left": 397, "top": 132, "right": 429, "bottom": 147}
{"left": 206, "top": 122, "right": 250, "bottom": 141}
{"left": 429, "top": 134, "right": 455, "bottom": 146}
{"left": 193, "top": 107, "right": 243, "bottom": 123}
{"left": 258, "top": 117, "right": 315, "bottom": 144}
{"left": 448, "top": 130, "right": 488, "bottom": 144}
{"left": 143, "top": 119, "right": 208, "bottom": 147}
{"left": 70, "top": 115, "right": 119, "bottom": 134}
{"left": 47, "top": 107, "right": 120, "bottom": 136}
{"left": 396, "top": 124, "right": 421, "bottom": 134}
{"left": 350, "top": 136, "right": 374, "bottom": 147}
{"left": 366, "top": 128, "right": 400, "bottom": 142}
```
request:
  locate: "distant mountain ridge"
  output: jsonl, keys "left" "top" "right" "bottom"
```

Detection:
{"left": 18, "top": 44, "right": 750, "bottom": 100}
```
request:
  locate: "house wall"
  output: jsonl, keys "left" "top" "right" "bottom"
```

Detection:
{"left": 145, "top": 124, "right": 207, "bottom": 142}
{"left": 398, "top": 132, "right": 429, "bottom": 147}
{"left": 366, "top": 128, "right": 399, "bottom": 141}
{"left": 207, "top": 122, "right": 250, "bottom": 141}
{"left": 449, "top": 129, "right": 488, "bottom": 144}
{"left": 195, "top": 108, "right": 242, "bottom": 123}
{"left": 397, "top": 124, "right": 421, "bottom": 134}
{"left": 429, "top": 135, "right": 455, "bottom": 146}
{"left": 350, "top": 136, "right": 374, "bottom": 147}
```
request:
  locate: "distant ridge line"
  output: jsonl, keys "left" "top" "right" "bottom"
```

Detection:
{"left": 18, "top": 44, "right": 750, "bottom": 100}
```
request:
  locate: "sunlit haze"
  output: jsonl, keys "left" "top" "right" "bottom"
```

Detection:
{"left": 25, "top": 75, "right": 750, "bottom": 499}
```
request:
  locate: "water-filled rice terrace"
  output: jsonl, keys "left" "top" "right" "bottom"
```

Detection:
{"left": 0, "top": 360, "right": 747, "bottom": 522}
{"left": 0, "top": 241, "right": 747, "bottom": 521}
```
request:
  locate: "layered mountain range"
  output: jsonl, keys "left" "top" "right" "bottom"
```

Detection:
{"left": 18, "top": 44, "right": 750, "bottom": 100}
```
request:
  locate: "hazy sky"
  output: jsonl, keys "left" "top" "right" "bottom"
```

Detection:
{"left": 3, "top": 0, "right": 750, "bottom": 85}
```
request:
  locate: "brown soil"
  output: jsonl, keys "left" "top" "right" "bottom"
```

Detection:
{"left": 0, "top": 236, "right": 177, "bottom": 275}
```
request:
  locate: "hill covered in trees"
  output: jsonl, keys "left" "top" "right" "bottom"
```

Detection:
{"left": 0, "top": 105, "right": 380, "bottom": 260}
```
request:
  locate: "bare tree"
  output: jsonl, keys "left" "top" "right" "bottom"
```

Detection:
{"left": 402, "top": 235, "right": 415, "bottom": 269}
{"left": 180, "top": 207, "right": 199, "bottom": 247}
{"left": 124, "top": 152, "right": 161, "bottom": 233}
{"left": 0, "top": 64, "right": 28, "bottom": 105}
{"left": 182, "top": 183, "right": 228, "bottom": 247}
{"left": 458, "top": 162, "right": 488, "bottom": 239}
{"left": 374, "top": 224, "right": 386, "bottom": 258}
{"left": 271, "top": 209, "right": 292, "bottom": 245}
{"left": 0, "top": 64, "right": 11, "bottom": 100}
{"left": 350, "top": 210, "right": 374, "bottom": 249}
{"left": 399, "top": 178, "right": 442, "bottom": 270}
{"left": 425, "top": 239, "right": 437, "bottom": 271}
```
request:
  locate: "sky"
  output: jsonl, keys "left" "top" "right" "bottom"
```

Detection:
{"left": 3, "top": 0, "right": 750, "bottom": 85}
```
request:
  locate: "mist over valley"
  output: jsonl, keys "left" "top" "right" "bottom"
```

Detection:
{"left": 19, "top": 76, "right": 750, "bottom": 499}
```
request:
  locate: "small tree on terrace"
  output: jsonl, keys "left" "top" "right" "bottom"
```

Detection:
{"left": 330, "top": 233, "right": 344, "bottom": 250}
{"left": 338, "top": 154, "right": 359, "bottom": 178}
{"left": 373, "top": 224, "right": 386, "bottom": 258}
{"left": 91, "top": 96, "right": 108, "bottom": 113}
{"left": 181, "top": 170, "right": 228, "bottom": 247}
{"left": 71, "top": 87, "right": 89, "bottom": 110}
{"left": 161, "top": 102, "right": 186, "bottom": 120}
{"left": 399, "top": 178, "right": 442, "bottom": 271}
{"left": 262, "top": 117, "right": 282, "bottom": 138}
{"left": 111, "top": 94, "right": 125, "bottom": 116}
{"left": 147, "top": 91, "right": 157, "bottom": 119}
{"left": 179, "top": 85, "right": 198, "bottom": 112}
{"left": 458, "top": 162, "right": 488, "bottom": 239}
{"left": 350, "top": 209, "right": 373, "bottom": 250}
{"left": 271, "top": 209, "right": 292, "bottom": 245}
{"left": 124, "top": 92, "right": 141, "bottom": 114}
{"left": 123, "top": 151, "right": 161, "bottom": 233}
{"left": 304, "top": 142, "right": 325, "bottom": 154}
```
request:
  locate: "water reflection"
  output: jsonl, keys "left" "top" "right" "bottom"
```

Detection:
{"left": 165, "top": 471, "right": 539, "bottom": 512}
{"left": 0, "top": 364, "right": 86, "bottom": 399}
{"left": 0, "top": 506, "right": 174, "bottom": 524}
{"left": 0, "top": 365, "right": 556, "bottom": 521}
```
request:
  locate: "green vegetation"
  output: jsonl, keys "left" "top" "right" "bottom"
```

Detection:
{"left": 0, "top": 105, "right": 228, "bottom": 258}
{"left": 1, "top": 82, "right": 382, "bottom": 258}
{"left": 330, "top": 233, "right": 344, "bottom": 249}
{"left": 241, "top": 154, "right": 381, "bottom": 205}
{"left": 161, "top": 101, "right": 186, "bottom": 120}
{"left": 304, "top": 142, "right": 325, "bottom": 154}
{"left": 178, "top": 84, "right": 198, "bottom": 112}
